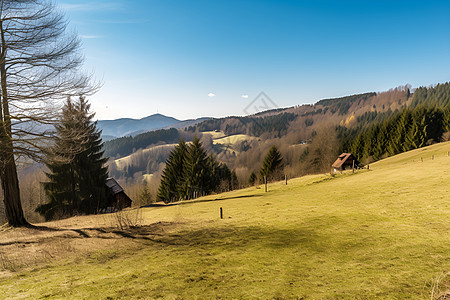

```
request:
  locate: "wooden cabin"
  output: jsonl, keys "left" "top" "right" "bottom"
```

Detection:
{"left": 105, "top": 178, "right": 132, "bottom": 210}
{"left": 332, "top": 153, "right": 360, "bottom": 172}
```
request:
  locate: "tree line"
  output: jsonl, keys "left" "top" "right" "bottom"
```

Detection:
{"left": 157, "top": 137, "right": 238, "bottom": 203}
{"left": 188, "top": 113, "right": 297, "bottom": 138}
{"left": 343, "top": 83, "right": 450, "bottom": 163}
{"left": 315, "top": 92, "right": 377, "bottom": 115}
{"left": 348, "top": 106, "right": 447, "bottom": 162}
{"left": 104, "top": 128, "right": 180, "bottom": 158}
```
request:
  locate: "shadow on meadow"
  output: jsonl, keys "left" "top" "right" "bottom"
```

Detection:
{"left": 106, "top": 222, "right": 323, "bottom": 254}
{"left": 0, "top": 220, "right": 323, "bottom": 277}
{"left": 143, "top": 194, "right": 261, "bottom": 208}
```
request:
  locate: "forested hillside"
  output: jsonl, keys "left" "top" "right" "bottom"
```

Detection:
{"left": 104, "top": 128, "right": 180, "bottom": 158}
{"left": 190, "top": 113, "right": 297, "bottom": 137}
{"left": 315, "top": 92, "right": 377, "bottom": 115}
{"left": 102, "top": 85, "right": 417, "bottom": 203}
{"left": 343, "top": 83, "right": 450, "bottom": 163}
{"left": 411, "top": 82, "right": 450, "bottom": 108}
{"left": 6, "top": 83, "right": 446, "bottom": 222}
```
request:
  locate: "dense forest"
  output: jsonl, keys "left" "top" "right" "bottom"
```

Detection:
{"left": 410, "top": 83, "right": 450, "bottom": 108}
{"left": 342, "top": 83, "right": 450, "bottom": 163}
{"left": 315, "top": 92, "right": 378, "bottom": 115}
{"left": 189, "top": 113, "right": 297, "bottom": 138}
{"left": 157, "top": 138, "right": 237, "bottom": 203}
{"left": 347, "top": 106, "right": 447, "bottom": 162}
{"left": 104, "top": 128, "right": 180, "bottom": 158}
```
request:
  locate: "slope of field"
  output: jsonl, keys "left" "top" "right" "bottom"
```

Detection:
{"left": 113, "top": 133, "right": 254, "bottom": 172}
{"left": 201, "top": 130, "right": 226, "bottom": 139}
{"left": 0, "top": 142, "right": 449, "bottom": 299}
{"left": 212, "top": 134, "right": 256, "bottom": 145}
{"left": 114, "top": 143, "right": 176, "bottom": 170}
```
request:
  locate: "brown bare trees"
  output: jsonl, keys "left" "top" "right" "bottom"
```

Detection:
{"left": 0, "top": 1, "right": 95, "bottom": 226}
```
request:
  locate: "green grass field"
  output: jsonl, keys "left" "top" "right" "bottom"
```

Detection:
{"left": 1, "top": 142, "right": 449, "bottom": 299}
{"left": 212, "top": 134, "right": 255, "bottom": 145}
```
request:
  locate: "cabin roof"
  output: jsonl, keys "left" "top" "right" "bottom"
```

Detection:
{"left": 105, "top": 177, "right": 124, "bottom": 194}
{"left": 332, "top": 153, "right": 356, "bottom": 168}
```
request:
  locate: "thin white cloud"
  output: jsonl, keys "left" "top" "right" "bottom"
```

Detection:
{"left": 80, "top": 35, "right": 103, "bottom": 39}
{"left": 98, "top": 19, "right": 148, "bottom": 24}
{"left": 59, "top": 2, "right": 123, "bottom": 11}
{"left": 241, "top": 94, "right": 249, "bottom": 99}
{"left": 208, "top": 93, "right": 216, "bottom": 97}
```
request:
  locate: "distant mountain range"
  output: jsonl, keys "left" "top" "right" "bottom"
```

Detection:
{"left": 97, "top": 113, "right": 210, "bottom": 140}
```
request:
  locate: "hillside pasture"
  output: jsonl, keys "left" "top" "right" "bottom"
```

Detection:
{"left": 212, "top": 134, "right": 256, "bottom": 145}
{"left": 201, "top": 130, "right": 226, "bottom": 139}
{"left": 114, "top": 143, "right": 176, "bottom": 170}
{"left": 0, "top": 142, "right": 449, "bottom": 299}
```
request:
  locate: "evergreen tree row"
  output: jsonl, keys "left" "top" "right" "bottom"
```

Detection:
{"left": 339, "top": 83, "right": 450, "bottom": 164}
{"left": 410, "top": 82, "right": 450, "bottom": 108}
{"left": 316, "top": 92, "right": 377, "bottom": 115}
{"left": 36, "top": 97, "right": 110, "bottom": 221}
{"left": 157, "top": 137, "right": 237, "bottom": 203}
{"left": 349, "top": 105, "right": 448, "bottom": 162}
{"left": 188, "top": 113, "right": 296, "bottom": 138}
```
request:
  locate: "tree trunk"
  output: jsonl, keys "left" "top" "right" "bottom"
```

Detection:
{"left": 1, "top": 161, "right": 28, "bottom": 227}
{"left": 0, "top": 20, "right": 28, "bottom": 227}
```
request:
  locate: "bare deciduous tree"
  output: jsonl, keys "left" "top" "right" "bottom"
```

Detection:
{"left": 0, "top": 0, "right": 96, "bottom": 226}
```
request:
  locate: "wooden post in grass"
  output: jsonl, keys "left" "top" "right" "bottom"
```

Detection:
{"left": 432, "top": 155, "right": 434, "bottom": 160}
{"left": 285, "top": 174, "right": 287, "bottom": 185}
{"left": 220, "top": 207, "right": 223, "bottom": 219}
{"left": 352, "top": 160, "right": 355, "bottom": 173}
{"left": 421, "top": 157, "right": 423, "bottom": 162}
{"left": 264, "top": 176, "right": 267, "bottom": 192}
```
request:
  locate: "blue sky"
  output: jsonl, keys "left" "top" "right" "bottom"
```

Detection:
{"left": 57, "top": 0, "right": 450, "bottom": 120}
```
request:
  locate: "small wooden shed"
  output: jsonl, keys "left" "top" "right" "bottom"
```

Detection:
{"left": 105, "top": 178, "right": 132, "bottom": 210}
{"left": 332, "top": 153, "right": 360, "bottom": 172}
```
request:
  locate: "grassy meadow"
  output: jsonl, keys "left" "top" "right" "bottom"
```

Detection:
{"left": 0, "top": 142, "right": 449, "bottom": 299}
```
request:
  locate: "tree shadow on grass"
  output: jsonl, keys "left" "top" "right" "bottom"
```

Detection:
{"left": 1, "top": 220, "right": 324, "bottom": 255}
{"left": 142, "top": 194, "right": 260, "bottom": 208}
{"left": 101, "top": 223, "right": 324, "bottom": 253}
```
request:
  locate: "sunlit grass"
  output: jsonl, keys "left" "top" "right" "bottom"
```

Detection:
{"left": 0, "top": 142, "right": 449, "bottom": 299}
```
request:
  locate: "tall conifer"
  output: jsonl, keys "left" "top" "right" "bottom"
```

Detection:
{"left": 37, "top": 97, "right": 109, "bottom": 220}
{"left": 182, "top": 137, "right": 210, "bottom": 199}
{"left": 259, "top": 146, "right": 283, "bottom": 181}
{"left": 156, "top": 139, "right": 187, "bottom": 203}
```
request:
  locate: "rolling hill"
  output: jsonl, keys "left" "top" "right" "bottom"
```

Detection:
{"left": 98, "top": 113, "right": 180, "bottom": 138}
{"left": 1, "top": 142, "right": 449, "bottom": 298}
{"left": 98, "top": 114, "right": 211, "bottom": 138}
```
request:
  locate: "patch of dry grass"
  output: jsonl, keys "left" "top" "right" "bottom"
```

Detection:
{"left": 431, "top": 272, "right": 450, "bottom": 300}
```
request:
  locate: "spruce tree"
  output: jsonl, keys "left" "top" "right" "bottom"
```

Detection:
{"left": 259, "top": 146, "right": 283, "bottom": 182}
{"left": 75, "top": 98, "right": 110, "bottom": 214}
{"left": 248, "top": 171, "right": 257, "bottom": 186}
{"left": 207, "top": 154, "right": 221, "bottom": 192}
{"left": 37, "top": 97, "right": 109, "bottom": 220}
{"left": 157, "top": 137, "right": 236, "bottom": 202}
{"left": 182, "top": 137, "right": 210, "bottom": 199}
{"left": 156, "top": 139, "right": 187, "bottom": 203}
